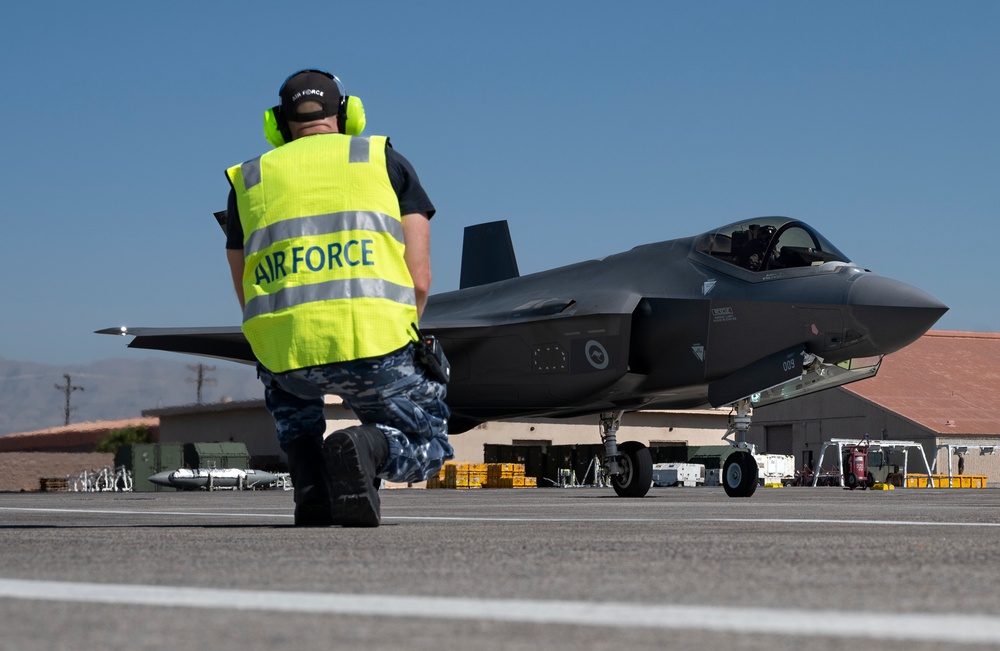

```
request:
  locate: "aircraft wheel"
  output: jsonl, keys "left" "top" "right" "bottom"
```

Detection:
{"left": 723, "top": 451, "right": 759, "bottom": 498}
{"left": 612, "top": 441, "right": 652, "bottom": 498}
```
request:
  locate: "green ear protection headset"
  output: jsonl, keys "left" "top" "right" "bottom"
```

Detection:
{"left": 263, "top": 69, "right": 366, "bottom": 148}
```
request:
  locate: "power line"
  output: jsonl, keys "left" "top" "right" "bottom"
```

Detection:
{"left": 54, "top": 374, "right": 84, "bottom": 426}
{"left": 186, "top": 364, "right": 217, "bottom": 404}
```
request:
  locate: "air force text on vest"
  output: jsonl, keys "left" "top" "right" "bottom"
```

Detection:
{"left": 254, "top": 240, "right": 375, "bottom": 285}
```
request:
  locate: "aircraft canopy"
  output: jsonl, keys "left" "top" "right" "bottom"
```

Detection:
{"left": 694, "top": 217, "right": 850, "bottom": 273}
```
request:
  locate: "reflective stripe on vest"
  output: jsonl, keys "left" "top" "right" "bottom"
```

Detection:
{"left": 244, "top": 210, "right": 404, "bottom": 258}
{"left": 243, "top": 277, "right": 415, "bottom": 321}
{"left": 226, "top": 134, "right": 417, "bottom": 372}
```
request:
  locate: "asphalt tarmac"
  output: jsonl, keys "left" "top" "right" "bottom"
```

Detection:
{"left": 1, "top": 485, "right": 999, "bottom": 651}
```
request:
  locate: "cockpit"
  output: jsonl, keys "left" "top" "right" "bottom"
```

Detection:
{"left": 693, "top": 217, "right": 850, "bottom": 273}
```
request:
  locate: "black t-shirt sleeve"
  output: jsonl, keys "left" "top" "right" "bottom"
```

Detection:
{"left": 225, "top": 187, "right": 244, "bottom": 250}
{"left": 386, "top": 145, "right": 436, "bottom": 219}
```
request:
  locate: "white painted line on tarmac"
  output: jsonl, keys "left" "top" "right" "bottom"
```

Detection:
{"left": 0, "top": 507, "right": 651, "bottom": 524}
{"left": 0, "top": 578, "right": 998, "bottom": 645}
{"left": 0, "top": 507, "right": 289, "bottom": 519}
{"left": 388, "top": 515, "right": 658, "bottom": 522}
{"left": 701, "top": 517, "right": 1000, "bottom": 528}
{"left": 5, "top": 507, "right": 999, "bottom": 528}
{"left": 389, "top": 515, "right": 1000, "bottom": 527}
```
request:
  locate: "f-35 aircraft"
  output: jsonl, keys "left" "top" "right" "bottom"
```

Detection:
{"left": 99, "top": 216, "right": 946, "bottom": 499}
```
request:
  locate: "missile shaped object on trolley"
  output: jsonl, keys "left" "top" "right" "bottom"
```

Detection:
{"left": 148, "top": 468, "right": 278, "bottom": 490}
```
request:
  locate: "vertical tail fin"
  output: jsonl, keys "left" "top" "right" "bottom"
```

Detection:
{"left": 459, "top": 220, "right": 520, "bottom": 289}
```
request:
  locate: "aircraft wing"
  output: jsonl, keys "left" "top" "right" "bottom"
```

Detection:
{"left": 94, "top": 326, "right": 254, "bottom": 366}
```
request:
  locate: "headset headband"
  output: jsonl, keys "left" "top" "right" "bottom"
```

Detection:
{"left": 263, "top": 68, "right": 366, "bottom": 147}
{"left": 280, "top": 68, "right": 346, "bottom": 96}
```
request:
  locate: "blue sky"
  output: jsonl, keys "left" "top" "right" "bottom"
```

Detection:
{"left": 2, "top": 1, "right": 997, "bottom": 365}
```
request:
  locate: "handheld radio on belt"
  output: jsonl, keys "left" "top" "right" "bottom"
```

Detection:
{"left": 412, "top": 325, "right": 450, "bottom": 384}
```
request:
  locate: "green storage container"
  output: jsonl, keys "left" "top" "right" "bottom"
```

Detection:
{"left": 131, "top": 443, "right": 185, "bottom": 492}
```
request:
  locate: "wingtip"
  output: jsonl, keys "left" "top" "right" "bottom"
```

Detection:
{"left": 94, "top": 326, "right": 129, "bottom": 336}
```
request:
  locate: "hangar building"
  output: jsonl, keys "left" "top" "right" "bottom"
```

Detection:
{"left": 2, "top": 331, "right": 997, "bottom": 488}
{"left": 749, "top": 331, "right": 1000, "bottom": 481}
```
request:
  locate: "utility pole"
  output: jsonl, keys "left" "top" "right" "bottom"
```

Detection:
{"left": 186, "top": 363, "right": 217, "bottom": 404}
{"left": 54, "top": 373, "right": 84, "bottom": 426}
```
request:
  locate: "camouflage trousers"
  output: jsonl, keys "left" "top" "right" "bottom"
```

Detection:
{"left": 258, "top": 344, "right": 454, "bottom": 484}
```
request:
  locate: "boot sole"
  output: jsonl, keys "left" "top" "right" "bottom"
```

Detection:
{"left": 323, "top": 429, "right": 380, "bottom": 527}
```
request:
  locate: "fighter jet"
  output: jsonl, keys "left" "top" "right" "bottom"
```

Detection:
{"left": 99, "top": 216, "right": 947, "bottom": 499}
{"left": 148, "top": 468, "right": 279, "bottom": 490}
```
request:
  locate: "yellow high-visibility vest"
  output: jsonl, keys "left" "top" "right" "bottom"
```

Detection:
{"left": 227, "top": 134, "right": 416, "bottom": 372}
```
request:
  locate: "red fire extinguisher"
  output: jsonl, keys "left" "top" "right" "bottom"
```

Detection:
{"left": 844, "top": 435, "right": 870, "bottom": 490}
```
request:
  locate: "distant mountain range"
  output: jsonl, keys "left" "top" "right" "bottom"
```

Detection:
{"left": 0, "top": 356, "right": 263, "bottom": 436}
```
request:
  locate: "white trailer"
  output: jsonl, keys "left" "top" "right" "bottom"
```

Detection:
{"left": 652, "top": 463, "right": 706, "bottom": 487}
{"left": 752, "top": 453, "right": 796, "bottom": 486}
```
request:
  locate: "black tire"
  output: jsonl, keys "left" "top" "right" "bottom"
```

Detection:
{"left": 845, "top": 472, "right": 858, "bottom": 489}
{"left": 742, "top": 453, "right": 759, "bottom": 497}
{"left": 612, "top": 441, "right": 652, "bottom": 497}
{"left": 866, "top": 472, "right": 875, "bottom": 489}
{"left": 723, "top": 451, "right": 759, "bottom": 498}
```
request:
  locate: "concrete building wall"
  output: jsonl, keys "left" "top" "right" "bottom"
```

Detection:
{"left": 153, "top": 402, "right": 277, "bottom": 461}
{"left": 0, "top": 452, "right": 115, "bottom": 492}
{"left": 148, "top": 399, "right": 733, "bottom": 466}
{"left": 448, "top": 410, "right": 732, "bottom": 462}
{"left": 931, "top": 439, "right": 1000, "bottom": 480}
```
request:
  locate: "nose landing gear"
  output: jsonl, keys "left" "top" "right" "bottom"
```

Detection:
{"left": 723, "top": 450, "right": 759, "bottom": 497}
{"left": 722, "top": 398, "right": 759, "bottom": 498}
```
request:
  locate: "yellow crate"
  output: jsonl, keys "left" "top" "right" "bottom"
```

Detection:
{"left": 487, "top": 463, "right": 526, "bottom": 480}
{"left": 439, "top": 462, "right": 532, "bottom": 489}
{"left": 905, "top": 474, "right": 987, "bottom": 488}
{"left": 942, "top": 475, "right": 986, "bottom": 488}
{"left": 488, "top": 476, "right": 537, "bottom": 488}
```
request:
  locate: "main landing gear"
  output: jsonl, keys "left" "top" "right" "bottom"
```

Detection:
{"left": 721, "top": 398, "right": 759, "bottom": 498}
{"left": 600, "top": 411, "right": 653, "bottom": 497}
{"left": 597, "top": 400, "right": 761, "bottom": 499}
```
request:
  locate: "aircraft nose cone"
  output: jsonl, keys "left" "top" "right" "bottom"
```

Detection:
{"left": 848, "top": 274, "right": 948, "bottom": 354}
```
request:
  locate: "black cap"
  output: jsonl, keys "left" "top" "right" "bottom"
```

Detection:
{"left": 279, "top": 70, "right": 342, "bottom": 123}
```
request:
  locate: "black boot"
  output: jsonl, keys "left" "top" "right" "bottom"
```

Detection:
{"left": 284, "top": 435, "right": 334, "bottom": 527}
{"left": 323, "top": 425, "right": 389, "bottom": 527}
